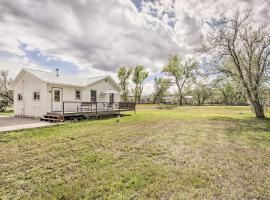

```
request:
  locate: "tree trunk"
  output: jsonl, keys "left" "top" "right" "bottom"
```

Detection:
{"left": 179, "top": 95, "right": 183, "bottom": 106}
{"left": 251, "top": 101, "right": 265, "bottom": 118}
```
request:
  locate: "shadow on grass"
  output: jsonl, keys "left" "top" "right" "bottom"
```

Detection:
{"left": 208, "top": 115, "right": 270, "bottom": 144}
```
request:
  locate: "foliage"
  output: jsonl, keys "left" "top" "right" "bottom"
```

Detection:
{"left": 201, "top": 8, "right": 270, "bottom": 118}
{"left": 163, "top": 55, "right": 198, "bottom": 105}
{"left": 132, "top": 65, "right": 148, "bottom": 103}
{"left": 215, "top": 78, "right": 247, "bottom": 105}
{"left": 0, "top": 70, "right": 13, "bottom": 104}
{"left": 0, "top": 99, "right": 8, "bottom": 112}
{"left": 117, "top": 66, "right": 132, "bottom": 101}
{"left": 152, "top": 77, "right": 171, "bottom": 104}
{"left": 192, "top": 81, "right": 213, "bottom": 105}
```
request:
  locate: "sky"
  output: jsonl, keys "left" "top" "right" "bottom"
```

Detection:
{"left": 0, "top": 0, "right": 269, "bottom": 94}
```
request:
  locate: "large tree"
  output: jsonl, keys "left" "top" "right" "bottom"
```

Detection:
{"left": 117, "top": 66, "right": 132, "bottom": 101}
{"left": 163, "top": 55, "right": 198, "bottom": 105}
{"left": 132, "top": 65, "right": 148, "bottom": 103}
{"left": 0, "top": 70, "right": 13, "bottom": 103}
{"left": 153, "top": 77, "right": 171, "bottom": 104}
{"left": 201, "top": 8, "right": 270, "bottom": 118}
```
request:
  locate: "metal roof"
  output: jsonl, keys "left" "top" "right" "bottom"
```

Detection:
{"left": 24, "top": 68, "right": 112, "bottom": 87}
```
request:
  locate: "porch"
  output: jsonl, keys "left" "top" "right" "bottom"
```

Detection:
{"left": 41, "top": 101, "right": 136, "bottom": 122}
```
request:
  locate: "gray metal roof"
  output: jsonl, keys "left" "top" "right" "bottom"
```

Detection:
{"left": 24, "top": 68, "right": 112, "bottom": 87}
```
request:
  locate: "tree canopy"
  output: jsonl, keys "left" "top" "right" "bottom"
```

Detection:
{"left": 117, "top": 66, "right": 132, "bottom": 102}
{"left": 163, "top": 55, "right": 198, "bottom": 105}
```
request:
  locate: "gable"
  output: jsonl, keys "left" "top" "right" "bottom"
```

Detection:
{"left": 11, "top": 69, "right": 46, "bottom": 90}
{"left": 87, "top": 76, "right": 121, "bottom": 92}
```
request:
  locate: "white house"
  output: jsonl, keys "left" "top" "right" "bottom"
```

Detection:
{"left": 10, "top": 68, "right": 122, "bottom": 118}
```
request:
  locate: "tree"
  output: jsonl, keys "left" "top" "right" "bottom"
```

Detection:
{"left": 153, "top": 77, "right": 171, "bottom": 104}
{"left": 132, "top": 65, "right": 148, "bottom": 103}
{"left": 0, "top": 70, "right": 13, "bottom": 104}
{"left": 117, "top": 66, "right": 132, "bottom": 101}
{"left": 201, "top": 8, "right": 270, "bottom": 118}
{"left": 163, "top": 55, "right": 198, "bottom": 105}
{"left": 192, "top": 81, "right": 213, "bottom": 105}
{"left": 215, "top": 78, "right": 247, "bottom": 105}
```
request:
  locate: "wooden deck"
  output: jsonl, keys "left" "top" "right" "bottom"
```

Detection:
{"left": 41, "top": 102, "right": 136, "bottom": 122}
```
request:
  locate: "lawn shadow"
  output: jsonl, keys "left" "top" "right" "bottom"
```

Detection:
{"left": 208, "top": 115, "right": 270, "bottom": 144}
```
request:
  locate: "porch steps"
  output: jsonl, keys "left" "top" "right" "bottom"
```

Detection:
{"left": 40, "top": 114, "right": 64, "bottom": 123}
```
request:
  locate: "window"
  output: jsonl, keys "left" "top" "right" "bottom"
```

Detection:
{"left": 17, "top": 93, "right": 23, "bottom": 101}
{"left": 109, "top": 93, "right": 114, "bottom": 104}
{"left": 91, "top": 90, "right": 97, "bottom": 102}
{"left": 75, "top": 89, "right": 81, "bottom": 100}
{"left": 54, "top": 90, "right": 60, "bottom": 102}
{"left": 33, "top": 91, "right": 40, "bottom": 100}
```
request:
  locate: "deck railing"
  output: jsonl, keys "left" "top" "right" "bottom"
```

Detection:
{"left": 62, "top": 101, "right": 135, "bottom": 115}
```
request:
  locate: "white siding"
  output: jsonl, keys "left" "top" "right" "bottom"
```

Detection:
{"left": 85, "top": 78, "right": 120, "bottom": 102}
{"left": 13, "top": 72, "right": 48, "bottom": 118}
{"left": 47, "top": 84, "right": 85, "bottom": 112}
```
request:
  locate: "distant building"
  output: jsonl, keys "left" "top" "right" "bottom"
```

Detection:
{"left": 127, "top": 95, "right": 153, "bottom": 104}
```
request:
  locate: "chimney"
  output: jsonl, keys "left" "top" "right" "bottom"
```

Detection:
{"left": 56, "top": 68, "right": 59, "bottom": 77}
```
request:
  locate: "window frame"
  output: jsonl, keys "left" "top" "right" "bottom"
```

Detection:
{"left": 75, "top": 89, "right": 81, "bottom": 100}
{"left": 33, "top": 91, "right": 40, "bottom": 101}
{"left": 90, "top": 90, "right": 97, "bottom": 102}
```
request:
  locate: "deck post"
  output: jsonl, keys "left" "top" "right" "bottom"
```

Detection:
{"left": 62, "top": 101, "right": 65, "bottom": 122}
{"left": 95, "top": 102, "right": 98, "bottom": 118}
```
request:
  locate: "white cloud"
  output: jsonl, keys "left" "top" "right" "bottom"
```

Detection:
{"left": 0, "top": 0, "right": 180, "bottom": 78}
{"left": 0, "top": 0, "right": 269, "bottom": 94}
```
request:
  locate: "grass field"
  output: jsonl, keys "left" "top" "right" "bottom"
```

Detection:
{"left": 1, "top": 105, "right": 270, "bottom": 199}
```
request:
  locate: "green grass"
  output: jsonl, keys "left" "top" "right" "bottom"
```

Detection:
{"left": 1, "top": 105, "right": 270, "bottom": 199}
{"left": 0, "top": 107, "right": 14, "bottom": 116}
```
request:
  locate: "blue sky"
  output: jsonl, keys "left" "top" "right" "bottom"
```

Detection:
{"left": 21, "top": 44, "right": 80, "bottom": 76}
{"left": 0, "top": 0, "right": 269, "bottom": 94}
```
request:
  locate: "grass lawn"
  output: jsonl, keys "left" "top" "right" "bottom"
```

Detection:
{"left": 1, "top": 105, "right": 270, "bottom": 199}
{"left": 0, "top": 107, "right": 14, "bottom": 116}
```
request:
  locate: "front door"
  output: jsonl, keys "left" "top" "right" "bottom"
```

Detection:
{"left": 52, "top": 88, "right": 62, "bottom": 112}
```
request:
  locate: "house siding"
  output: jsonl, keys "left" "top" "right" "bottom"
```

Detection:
{"left": 14, "top": 72, "right": 48, "bottom": 118}
{"left": 47, "top": 84, "right": 85, "bottom": 113}
{"left": 85, "top": 78, "right": 120, "bottom": 102}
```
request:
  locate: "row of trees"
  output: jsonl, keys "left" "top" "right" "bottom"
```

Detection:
{"left": 118, "top": 8, "right": 270, "bottom": 119}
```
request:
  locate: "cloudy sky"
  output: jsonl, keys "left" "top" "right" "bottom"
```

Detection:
{"left": 0, "top": 0, "right": 269, "bottom": 94}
